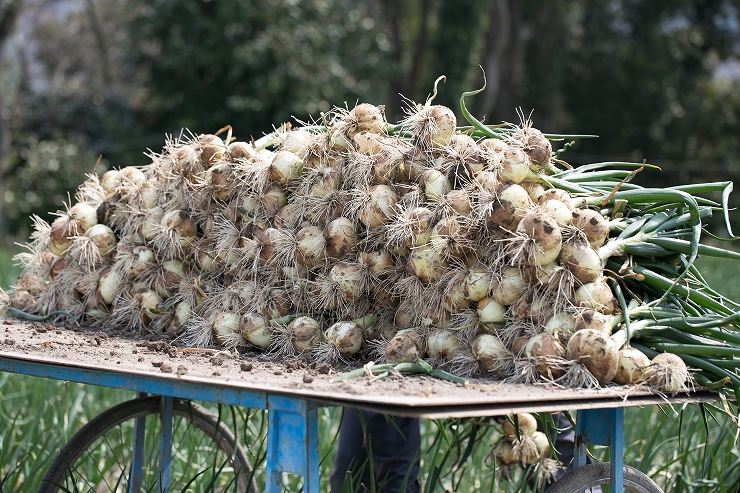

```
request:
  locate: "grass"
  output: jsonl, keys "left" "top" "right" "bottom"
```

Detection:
{"left": 1, "top": 243, "right": 740, "bottom": 491}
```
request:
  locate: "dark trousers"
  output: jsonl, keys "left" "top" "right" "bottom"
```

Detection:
{"left": 330, "top": 410, "right": 421, "bottom": 493}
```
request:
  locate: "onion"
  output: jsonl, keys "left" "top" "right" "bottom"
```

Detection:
{"left": 294, "top": 225, "right": 326, "bottom": 269}
{"left": 525, "top": 333, "right": 566, "bottom": 379}
{"left": 281, "top": 129, "right": 312, "bottom": 154}
{"left": 521, "top": 181, "right": 546, "bottom": 203}
{"left": 558, "top": 240, "right": 603, "bottom": 285}
{"left": 394, "top": 300, "right": 420, "bottom": 329}
{"left": 613, "top": 347, "right": 651, "bottom": 385}
{"left": 487, "top": 184, "right": 532, "bottom": 232}
{"left": 119, "top": 167, "right": 147, "bottom": 188}
{"left": 477, "top": 297, "right": 506, "bottom": 332}
{"left": 100, "top": 169, "right": 121, "bottom": 194}
{"left": 471, "top": 334, "right": 510, "bottom": 373}
{"left": 462, "top": 264, "right": 493, "bottom": 302}
{"left": 543, "top": 312, "right": 576, "bottom": 335}
{"left": 155, "top": 259, "right": 186, "bottom": 298}
{"left": 520, "top": 431, "right": 550, "bottom": 465}
{"left": 348, "top": 103, "right": 386, "bottom": 136}
{"left": 160, "top": 210, "right": 198, "bottom": 247}
{"left": 419, "top": 169, "right": 452, "bottom": 201}
{"left": 353, "top": 131, "right": 384, "bottom": 155}
{"left": 538, "top": 189, "right": 571, "bottom": 206}
{"left": 203, "top": 163, "right": 233, "bottom": 201}
{"left": 475, "top": 170, "right": 500, "bottom": 194}
{"left": 566, "top": 329, "right": 619, "bottom": 384}
{"left": 492, "top": 439, "right": 520, "bottom": 466}
{"left": 499, "top": 147, "right": 531, "bottom": 184}
{"left": 211, "top": 312, "right": 241, "bottom": 346}
{"left": 134, "top": 289, "right": 162, "bottom": 327}
{"left": 330, "top": 261, "right": 367, "bottom": 300}
{"left": 357, "top": 250, "right": 394, "bottom": 277}
{"left": 478, "top": 137, "right": 508, "bottom": 155}
{"left": 86, "top": 224, "right": 117, "bottom": 256}
{"left": 239, "top": 312, "right": 272, "bottom": 349}
{"left": 443, "top": 279, "right": 472, "bottom": 313}
{"left": 356, "top": 185, "right": 398, "bottom": 229}
{"left": 49, "top": 216, "right": 74, "bottom": 256}
{"left": 573, "top": 309, "right": 611, "bottom": 334}
{"left": 325, "top": 319, "right": 365, "bottom": 356}
{"left": 199, "top": 134, "right": 225, "bottom": 166}
{"left": 408, "top": 244, "right": 448, "bottom": 283}
{"left": 502, "top": 413, "right": 538, "bottom": 441}
{"left": 260, "top": 288, "right": 293, "bottom": 320}
{"left": 274, "top": 203, "right": 304, "bottom": 230}
{"left": 644, "top": 352, "right": 690, "bottom": 392}
{"left": 409, "top": 104, "right": 456, "bottom": 148}
{"left": 575, "top": 279, "right": 616, "bottom": 314}
{"left": 69, "top": 203, "right": 99, "bottom": 233}
{"left": 386, "top": 330, "right": 424, "bottom": 364}
{"left": 288, "top": 316, "right": 321, "bottom": 354}
{"left": 491, "top": 267, "right": 528, "bottom": 306}
{"left": 540, "top": 199, "right": 573, "bottom": 227}
{"left": 426, "top": 328, "right": 464, "bottom": 362}
{"left": 269, "top": 151, "right": 304, "bottom": 185}
{"left": 227, "top": 141, "right": 257, "bottom": 161}
{"left": 515, "top": 212, "right": 562, "bottom": 266}
{"left": 444, "top": 189, "right": 473, "bottom": 216}
{"left": 97, "top": 267, "right": 123, "bottom": 305}
{"left": 570, "top": 208, "right": 610, "bottom": 249}
{"left": 324, "top": 217, "right": 358, "bottom": 260}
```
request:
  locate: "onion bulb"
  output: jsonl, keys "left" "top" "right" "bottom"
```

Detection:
{"left": 408, "top": 244, "right": 448, "bottom": 283}
{"left": 570, "top": 208, "right": 610, "bottom": 249}
{"left": 477, "top": 297, "right": 506, "bottom": 332}
{"left": 644, "top": 352, "right": 690, "bottom": 392}
{"left": 471, "top": 334, "right": 510, "bottom": 374}
{"left": 462, "top": 264, "right": 493, "bottom": 302}
{"left": 324, "top": 217, "right": 358, "bottom": 260}
{"left": 294, "top": 225, "right": 326, "bottom": 269}
{"left": 288, "top": 316, "right": 322, "bottom": 354}
{"left": 499, "top": 147, "right": 531, "bottom": 184}
{"left": 386, "top": 330, "right": 424, "bottom": 364}
{"left": 239, "top": 312, "right": 272, "bottom": 349}
{"left": 270, "top": 151, "right": 304, "bottom": 185}
{"left": 574, "top": 279, "right": 616, "bottom": 314}
{"left": 502, "top": 413, "right": 538, "bottom": 441}
{"left": 356, "top": 185, "right": 398, "bottom": 229}
{"left": 426, "top": 329, "right": 464, "bottom": 362}
{"left": 487, "top": 184, "right": 532, "bottom": 232}
{"left": 566, "top": 329, "right": 619, "bottom": 384}
{"left": 613, "top": 347, "right": 651, "bottom": 385}
{"left": 491, "top": 267, "right": 528, "bottom": 306}
{"left": 559, "top": 240, "right": 603, "bottom": 285}
{"left": 325, "top": 319, "right": 365, "bottom": 356}
{"left": 525, "top": 333, "right": 566, "bottom": 379}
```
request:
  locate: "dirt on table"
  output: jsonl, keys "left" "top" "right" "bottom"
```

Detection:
{"left": 0, "top": 318, "right": 709, "bottom": 417}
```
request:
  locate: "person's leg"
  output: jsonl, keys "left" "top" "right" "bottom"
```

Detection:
{"left": 330, "top": 409, "right": 372, "bottom": 492}
{"left": 366, "top": 413, "right": 421, "bottom": 493}
{"left": 330, "top": 409, "right": 421, "bottom": 493}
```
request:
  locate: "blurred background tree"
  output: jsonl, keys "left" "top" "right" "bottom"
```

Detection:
{"left": 0, "top": 0, "right": 739, "bottom": 239}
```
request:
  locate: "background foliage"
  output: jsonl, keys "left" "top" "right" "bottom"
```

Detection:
{"left": 1, "top": 0, "right": 739, "bottom": 239}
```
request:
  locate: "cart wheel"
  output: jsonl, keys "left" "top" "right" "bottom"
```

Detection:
{"left": 37, "top": 396, "right": 257, "bottom": 493}
{"left": 544, "top": 462, "right": 663, "bottom": 493}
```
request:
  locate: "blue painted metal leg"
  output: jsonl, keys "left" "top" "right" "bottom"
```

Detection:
{"left": 575, "top": 408, "right": 624, "bottom": 492}
{"left": 265, "top": 395, "right": 319, "bottom": 493}
{"left": 130, "top": 412, "right": 146, "bottom": 493}
{"left": 159, "top": 396, "right": 173, "bottom": 493}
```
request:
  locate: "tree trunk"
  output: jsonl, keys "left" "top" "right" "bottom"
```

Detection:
{"left": 0, "top": 0, "right": 24, "bottom": 236}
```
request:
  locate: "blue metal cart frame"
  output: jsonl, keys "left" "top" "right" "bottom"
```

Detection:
{"left": 0, "top": 350, "right": 715, "bottom": 493}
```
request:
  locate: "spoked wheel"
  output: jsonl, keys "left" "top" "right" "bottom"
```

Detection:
{"left": 544, "top": 462, "right": 663, "bottom": 493}
{"left": 38, "top": 396, "right": 257, "bottom": 493}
